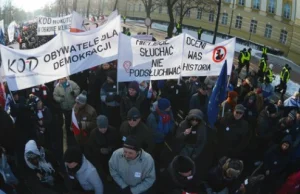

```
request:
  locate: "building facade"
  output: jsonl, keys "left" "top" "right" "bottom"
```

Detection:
{"left": 111, "top": 0, "right": 300, "bottom": 64}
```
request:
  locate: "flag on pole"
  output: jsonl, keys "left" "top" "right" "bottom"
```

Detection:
{"left": 70, "top": 11, "right": 85, "bottom": 33}
{"left": 207, "top": 60, "right": 228, "bottom": 127}
{"left": 71, "top": 109, "right": 81, "bottom": 136}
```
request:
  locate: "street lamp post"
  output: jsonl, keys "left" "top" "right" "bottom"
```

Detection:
{"left": 212, "top": 0, "right": 221, "bottom": 44}
{"left": 228, "top": 0, "right": 236, "bottom": 35}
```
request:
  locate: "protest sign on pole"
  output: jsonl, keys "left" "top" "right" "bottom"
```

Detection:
{"left": 37, "top": 14, "right": 72, "bottom": 36}
{"left": 8, "top": 21, "right": 16, "bottom": 42}
{"left": 1, "top": 16, "right": 121, "bottom": 91}
{"left": 181, "top": 34, "right": 235, "bottom": 77}
{"left": 117, "top": 33, "right": 184, "bottom": 82}
{"left": 70, "top": 11, "right": 85, "bottom": 32}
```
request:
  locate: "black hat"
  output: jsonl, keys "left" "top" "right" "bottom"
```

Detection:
{"left": 123, "top": 135, "right": 141, "bottom": 151}
{"left": 173, "top": 155, "right": 194, "bottom": 173}
{"left": 64, "top": 146, "right": 82, "bottom": 163}
{"left": 127, "top": 107, "right": 141, "bottom": 119}
{"left": 96, "top": 115, "right": 108, "bottom": 128}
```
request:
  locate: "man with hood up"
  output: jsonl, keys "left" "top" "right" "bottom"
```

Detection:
{"left": 24, "top": 140, "right": 67, "bottom": 193}
{"left": 64, "top": 146, "right": 103, "bottom": 194}
{"left": 176, "top": 109, "right": 217, "bottom": 180}
{"left": 262, "top": 135, "right": 293, "bottom": 193}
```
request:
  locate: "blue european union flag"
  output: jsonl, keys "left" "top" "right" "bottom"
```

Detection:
{"left": 0, "top": 29, "right": 5, "bottom": 46}
{"left": 207, "top": 60, "right": 228, "bottom": 127}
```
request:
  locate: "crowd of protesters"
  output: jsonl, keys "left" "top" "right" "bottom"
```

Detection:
{"left": 0, "top": 28, "right": 300, "bottom": 194}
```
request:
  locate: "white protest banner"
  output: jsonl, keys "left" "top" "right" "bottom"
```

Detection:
{"left": 8, "top": 21, "right": 16, "bottom": 42}
{"left": 0, "top": 20, "right": 4, "bottom": 34}
{"left": 70, "top": 11, "right": 85, "bottom": 32}
{"left": 37, "top": 14, "right": 72, "bottom": 36}
{"left": 117, "top": 33, "right": 184, "bottom": 82}
{"left": 1, "top": 16, "right": 121, "bottom": 91}
{"left": 181, "top": 34, "right": 235, "bottom": 77}
{"left": 132, "top": 35, "right": 153, "bottom": 41}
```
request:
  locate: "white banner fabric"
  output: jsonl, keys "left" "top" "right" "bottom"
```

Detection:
{"left": 181, "top": 34, "right": 236, "bottom": 77}
{"left": 117, "top": 33, "right": 184, "bottom": 82}
{"left": 1, "top": 16, "right": 121, "bottom": 91}
{"left": 8, "top": 21, "right": 16, "bottom": 42}
{"left": 37, "top": 14, "right": 72, "bottom": 36}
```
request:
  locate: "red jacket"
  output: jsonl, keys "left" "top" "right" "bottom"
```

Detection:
{"left": 277, "top": 171, "right": 300, "bottom": 194}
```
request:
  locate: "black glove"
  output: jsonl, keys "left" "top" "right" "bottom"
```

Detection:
{"left": 120, "top": 186, "right": 132, "bottom": 194}
{"left": 106, "top": 95, "right": 115, "bottom": 102}
{"left": 70, "top": 91, "right": 75, "bottom": 96}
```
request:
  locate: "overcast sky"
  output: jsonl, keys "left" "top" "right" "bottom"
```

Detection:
{"left": 12, "top": 0, "right": 55, "bottom": 12}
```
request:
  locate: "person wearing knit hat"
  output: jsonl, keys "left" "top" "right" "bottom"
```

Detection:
{"left": 120, "top": 81, "right": 150, "bottom": 121}
{"left": 64, "top": 146, "right": 104, "bottom": 194}
{"left": 120, "top": 107, "right": 155, "bottom": 154}
{"left": 72, "top": 90, "right": 97, "bottom": 146}
{"left": 157, "top": 98, "right": 171, "bottom": 111}
{"left": 88, "top": 115, "right": 120, "bottom": 179}
{"left": 158, "top": 155, "right": 199, "bottom": 194}
{"left": 221, "top": 91, "right": 238, "bottom": 115}
{"left": 189, "top": 82, "right": 209, "bottom": 114}
{"left": 109, "top": 135, "right": 155, "bottom": 194}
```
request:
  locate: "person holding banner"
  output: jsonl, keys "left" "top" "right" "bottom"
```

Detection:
{"left": 53, "top": 77, "right": 80, "bottom": 145}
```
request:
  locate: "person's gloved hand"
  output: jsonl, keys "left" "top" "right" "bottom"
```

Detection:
{"left": 106, "top": 95, "right": 115, "bottom": 102}
{"left": 120, "top": 186, "right": 132, "bottom": 194}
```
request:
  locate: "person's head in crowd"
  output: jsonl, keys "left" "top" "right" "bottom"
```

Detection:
{"left": 287, "top": 110, "right": 296, "bottom": 124}
{"left": 266, "top": 103, "right": 278, "bottom": 118}
{"left": 204, "top": 76, "right": 216, "bottom": 91}
{"left": 123, "top": 135, "right": 141, "bottom": 160}
{"left": 220, "top": 157, "right": 244, "bottom": 180}
{"left": 126, "top": 28, "right": 130, "bottom": 32}
{"left": 58, "top": 77, "right": 68, "bottom": 84}
{"left": 292, "top": 91, "right": 300, "bottom": 100}
{"left": 197, "top": 83, "right": 208, "bottom": 96}
{"left": 173, "top": 155, "right": 195, "bottom": 179}
{"left": 228, "top": 91, "right": 238, "bottom": 103}
{"left": 102, "top": 63, "right": 111, "bottom": 70}
{"left": 75, "top": 91, "right": 87, "bottom": 111}
{"left": 64, "top": 146, "right": 83, "bottom": 175}
{"left": 157, "top": 98, "right": 171, "bottom": 112}
{"left": 234, "top": 104, "right": 245, "bottom": 120}
{"left": 264, "top": 77, "right": 271, "bottom": 84}
{"left": 243, "top": 48, "right": 246, "bottom": 52}
{"left": 142, "top": 32, "right": 146, "bottom": 35}
{"left": 96, "top": 115, "right": 108, "bottom": 134}
{"left": 277, "top": 99, "right": 283, "bottom": 107}
{"left": 138, "top": 80, "right": 148, "bottom": 91}
{"left": 127, "top": 107, "right": 141, "bottom": 127}
{"left": 287, "top": 66, "right": 292, "bottom": 71}
{"left": 128, "top": 81, "right": 139, "bottom": 97}
{"left": 11, "top": 91, "right": 19, "bottom": 101}
{"left": 280, "top": 135, "right": 292, "bottom": 152}
{"left": 189, "top": 76, "right": 198, "bottom": 83}
{"left": 247, "top": 95, "right": 256, "bottom": 104}
{"left": 248, "top": 48, "right": 252, "bottom": 52}
{"left": 186, "top": 109, "right": 203, "bottom": 127}
{"left": 106, "top": 70, "right": 117, "bottom": 84}
{"left": 31, "top": 95, "right": 43, "bottom": 110}
{"left": 268, "top": 64, "right": 273, "bottom": 69}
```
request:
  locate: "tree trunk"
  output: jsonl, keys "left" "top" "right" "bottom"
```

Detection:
{"left": 86, "top": 0, "right": 91, "bottom": 18}
{"left": 97, "top": 0, "right": 101, "bottom": 17}
{"left": 64, "top": 0, "right": 68, "bottom": 15}
{"left": 167, "top": 0, "right": 175, "bottom": 38}
{"left": 73, "top": 0, "right": 77, "bottom": 11}
{"left": 113, "top": 0, "right": 119, "bottom": 11}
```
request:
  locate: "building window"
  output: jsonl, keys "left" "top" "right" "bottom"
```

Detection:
{"left": 185, "top": 9, "right": 191, "bottom": 17}
{"left": 159, "top": 6, "right": 162, "bottom": 14}
{"left": 250, "top": 20, "right": 257, "bottom": 34}
{"left": 238, "top": 0, "right": 245, "bottom": 6}
{"left": 222, "top": 13, "right": 228, "bottom": 25}
{"left": 235, "top": 16, "right": 243, "bottom": 29}
{"left": 197, "top": 8, "right": 202, "bottom": 19}
{"left": 283, "top": 3, "right": 291, "bottom": 19}
{"left": 139, "top": 4, "right": 142, "bottom": 12}
{"left": 253, "top": 0, "right": 260, "bottom": 9}
{"left": 209, "top": 11, "right": 214, "bottom": 22}
{"left": 268, "top": 0, "right": 276, "bottom": 14}
{"left": 280, "top": 29, "right": 288, "bottom": 44}
{"left": 264, "top": 24, "right": 272, "bottom": 38}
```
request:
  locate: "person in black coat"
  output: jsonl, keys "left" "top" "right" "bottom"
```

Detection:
{"left": 189, "top": 83, "right": 209, "bottom": 116}
{"left": 215, "top": 104, "right": 250, "bottom": 159}
{"left": 86, "top": 115, "right": 121, "bottom": 179}
{"left": 0, "top": 106, "right": 16, "bottom": 155}
{"left": 159, "top": 155, "right": 205, "bottom": 194}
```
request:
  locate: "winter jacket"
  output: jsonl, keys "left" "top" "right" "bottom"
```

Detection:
{"left": 147, "top": 110, "right": 174, "bottom": 143}
{"left": 185, "top": 80, "right": 200, "bottom": 98}
{"left": 120, "top": 92, "right": 150, "bottom": 121}
{"left": 264, "top": 135, "right": 292, "bottom": 176}
{"left": 0, "top": 109, "right": 15, "bottom": 154}
{"left": 120, "top": 121, "right": 154, "bottom": 154}
{"left": 100, "top": 81, "right": 126, "bottom": 107}
{"left": 73, "top": 156, "right": 103, "bottom": 194}
{"left": 189, "top": 93, "right": 209, "bottom": 115}
{"left": 159, "top": 156, "right": 203, "bottom": 194}
{"left": 277, "top": 170, "right": 300, "bottom": 194}
{"left": 109, "top": 148, "right": 156, "bottom": 194}
{"left": 215, "top": 113, "right": 250, "bottom": 158}
{"left": 256, "top": 109, "right": 279, "bottom": 140}
{"left": 73, "top": 104, "right": 97, "bottom": 145}
{"left": 53, "top": 80, "right": 80, "bottom": 111}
